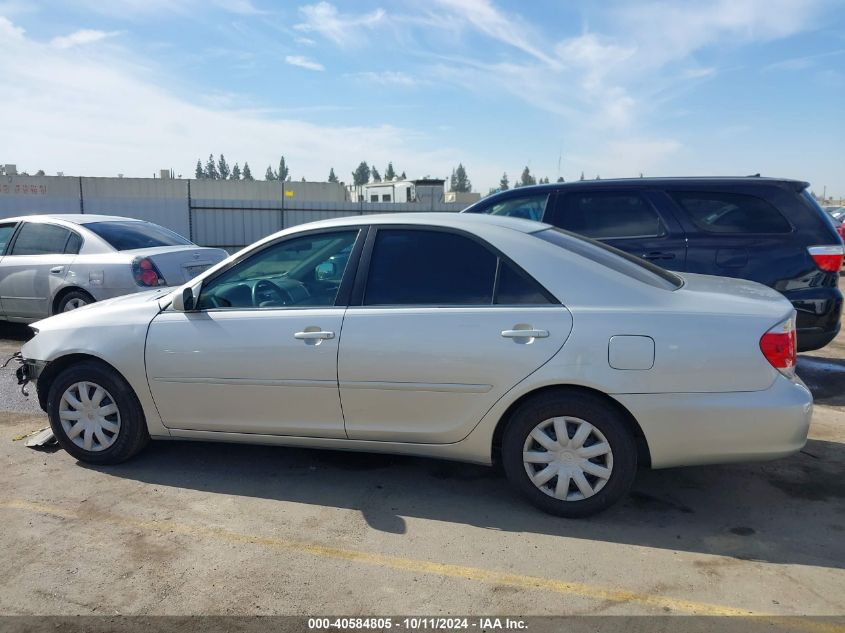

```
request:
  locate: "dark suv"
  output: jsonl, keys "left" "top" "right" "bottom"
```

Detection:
{"left": 463, "top": 177, "right": 844, "bottom": 351}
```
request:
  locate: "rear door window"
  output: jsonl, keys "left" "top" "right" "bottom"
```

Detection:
{"left": 364, "top": 229, "right": 497, "bottom": 305}
{"left": 10, "top": 223, "right": 72, "bottom": 255}
{"left": 553, "top": 193, "right": 665, "bottom": 239}
{"left": 363, "top": 229, "right": 556, "bottom": 306}
{"left": 668, "top": 191, "right": 792, "bottom": 234}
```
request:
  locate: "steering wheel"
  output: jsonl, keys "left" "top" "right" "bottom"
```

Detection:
{"left": 252, "top": 279, "right": 288, "bottom": 307}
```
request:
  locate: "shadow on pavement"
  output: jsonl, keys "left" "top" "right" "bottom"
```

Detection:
{"left": 797, "top": 356, "right": 845, "bottom": 406}
{"left": 81, "top": 432, "right": 845, "bottom": 569}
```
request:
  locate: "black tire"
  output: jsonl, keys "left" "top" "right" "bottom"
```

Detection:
{"left": 502, "top": 391, "right": 637, "bottom": 518}
{"left": 47, "top": 360, "right": 149, "bottom": 464}
{"left": 55, "top": 290, "right": 94, "bottom": 314}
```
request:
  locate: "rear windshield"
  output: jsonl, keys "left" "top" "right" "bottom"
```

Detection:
{"left": 535, "top": 228, "right": 683, "bottom": 290}
{"left": 86, "top": 221, "right": 193, "bottom": 251}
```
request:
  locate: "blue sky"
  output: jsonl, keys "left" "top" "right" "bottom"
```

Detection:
{"left": 1, "top": 0, "right": 844, "bottom": 196}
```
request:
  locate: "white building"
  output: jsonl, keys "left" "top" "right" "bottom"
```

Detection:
{"left": 347, "top": 178, "right": 446, "bottom": 204}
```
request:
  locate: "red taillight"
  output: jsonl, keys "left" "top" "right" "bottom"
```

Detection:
{"left": 760, "top": 316, "right": 797, "bottom": 378}
{"left": 808, "top": 245, "right": 844, "bottom": 272}
{"left": 132, "top": 257, "right": 167, "bottom": 287}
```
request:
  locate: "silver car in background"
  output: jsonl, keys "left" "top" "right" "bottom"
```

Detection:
{"left": 0, "top": 214, "right": 228, "bottom": 322}
{"left": 17, "top": 214, "right": 812, "bottom": 517}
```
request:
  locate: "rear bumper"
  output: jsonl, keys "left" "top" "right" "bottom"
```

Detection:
{"left": 613, "top": 376, "right": 813, "bottom": 469}
{"left": 783, "top": 286, "right": 842, "bottom": 352}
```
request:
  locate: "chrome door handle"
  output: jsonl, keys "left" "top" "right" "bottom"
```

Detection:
{"left": 50, "top": 266, "right": 64, "bottom": 274}
{"left": 294, "top": 330, "right": 335, "bottom": 340}
{"left": 501, "top": 329, "right": 549, "bottom": 338}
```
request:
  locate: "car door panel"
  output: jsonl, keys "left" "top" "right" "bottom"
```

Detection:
{"left": 0, "top": 221, "right": 77, "bottom": 319}
{"left": 145, "top": 308, "right": 347, "bottom": 437}
{"left": 338, "top": 306, "right": 572, "bottom": 443}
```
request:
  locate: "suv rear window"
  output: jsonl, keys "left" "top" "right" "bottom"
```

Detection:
{"left": 86, "top": 221, "right": 193, "bottom": 251}
{"left": 668, "top": 191, "right": 791, "bottom": 234}
{"left": 535, "top": 228, "right": 683, "bottom": 290}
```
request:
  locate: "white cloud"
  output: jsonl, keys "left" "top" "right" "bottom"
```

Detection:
{"left": 284, "top": 55, "right": 324, "bottom": 71}
{"left": 295, "top": 2, "right": 385, "bottom": 47}
{"left": 432, "top": 0, "right": 558, "bottom": 67}
{"left": 0, "top": 17, "right": 457, "bottom": 183}
{"left": 50, "top": 29, "right": 120, "bottom": 49}
{"left": 348, "top": 71, "right": 418, "bottom": 87}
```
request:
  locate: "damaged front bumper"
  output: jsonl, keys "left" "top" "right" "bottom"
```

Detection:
{"left": 3, "top": 352, "right": 46, "bottom": 397}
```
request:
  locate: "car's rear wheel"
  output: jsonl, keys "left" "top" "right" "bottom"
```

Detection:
{"left": 56, "top": 290, "right": 94, "bottom": 313}
{"left": 47, "top": 361, "right": 149, "bottom": 464}
{"left": 502, "top": 391, "right": 637, "bottom": 517}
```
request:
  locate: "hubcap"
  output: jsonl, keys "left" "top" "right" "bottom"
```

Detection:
{"left": 63, "top": 298, "right": 88, "bottom": 312}
{"left": 522, "top": 416, "right": 613, "bottom": 501}
{"left": 58, "top": 381, "right": 121, "bottom": 452}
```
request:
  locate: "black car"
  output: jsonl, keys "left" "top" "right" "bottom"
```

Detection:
{"left": 463, "top": 177, "right": 844, "bottom": 351}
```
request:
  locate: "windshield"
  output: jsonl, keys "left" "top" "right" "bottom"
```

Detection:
{"left": 86, "top": 221, "right": 194, "bottom": 251}
{"left": 535, "top": 228, "right": 684, "bottom": 291}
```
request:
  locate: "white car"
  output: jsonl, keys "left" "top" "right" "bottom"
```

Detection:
{"left": 0, "top": 214, "right": 228, "bottom": 322}
{"left": 17, "top": 213, "right": 812, "bottom": 516}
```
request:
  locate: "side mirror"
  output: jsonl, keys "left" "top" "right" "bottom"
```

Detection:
{"left": 172, "top": 286, "right": 195, "bottom": 312}
{"left": 315, "top": 261, "right": 336, "bottom": 281}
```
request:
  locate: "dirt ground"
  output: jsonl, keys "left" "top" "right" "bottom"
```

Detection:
{"left": 0, "top": 282, "right": 843, "bottom": 618}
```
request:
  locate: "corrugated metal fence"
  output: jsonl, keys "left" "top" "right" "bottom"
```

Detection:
{"left": 0, "top": 176, "right": 466, "bottom": 251}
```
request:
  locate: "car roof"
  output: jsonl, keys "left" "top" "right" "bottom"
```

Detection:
{"left": 301, "top": 212, "right": 551, "bottom": 233}
{"left": 471, "top": 176, "right": 810, "bottom": 198}
{"left": 1, "top": 214, "right": 142, "bottom": 225}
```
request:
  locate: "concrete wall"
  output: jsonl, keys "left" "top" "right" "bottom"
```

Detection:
{"left": 0, "top": 175, "right": 467, "bottom": 251}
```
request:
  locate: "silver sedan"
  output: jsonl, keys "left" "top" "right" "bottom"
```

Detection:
{"left": 17, "top": 213, "right": 812, "bottom": 516}
{"left": 0, "top": 214, "right": 228, "bottom": 322}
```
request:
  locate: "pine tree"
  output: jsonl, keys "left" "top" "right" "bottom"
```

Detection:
{"left": 328, "top": 168, "right": 338, "bottom": 183}
{"left": 384, "top": 162, "right": 396, "bottom": 181}
{"left": 519, "top": 166, "right": 536, "bottom": 187}
{"left": 499, "top": 172, "right": 509, "bottom": 190}
{"left": 556, "top": 176, "right": 565, "bottom": 183}
{"left": 242, "top": 162, "right": 253, "bottom": 180}
{"left": 352, "top": 161, "right": 371, "bottom": 186}
{"left": 400, "top": 171, "right": 406, "bottom": 180}
{"left": 277, "top": 156, "right": 289, "bottom": 181}
{"left": 265, "top": 165, "right": 276, "bottom": 181}
{"left": 217, "top": 154, "right": 230, "bottom": 180}
{"left": 231, "top": 163, "right": 241, "bottom": 180}
{"left": 449, "top": 163, "right": 471, "bottom": 192}
{"left": 371, "top": 166, "right": 381, "bottom": 182}
{"left": 579, "top": 171, "right": 585, "bottom": 181}
{"left": 205, "top": 154, "right": 219, "bottom": 180}
{"left": 195, "top": 159, "right": 204, "bottom": 179}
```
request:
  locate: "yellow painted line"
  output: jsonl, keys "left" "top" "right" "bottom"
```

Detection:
{"left": 1, "top": 498, "right": 842, "bottom": 629}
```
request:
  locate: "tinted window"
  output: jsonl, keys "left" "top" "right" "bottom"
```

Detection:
{"left": 495, "top": 260, "right": 554, "bottom": 305}
{"left": 471, "top": 194, "right": 549, "bottom": 221}
{"left": 365, "top": 230, "right": 497, "bottom": 305}
{"left": 0, "top": 224, "right": 16, "bottom": 255}
{"left": 65, "top": 232, "right": 82, "bottom": 254}
{"left": 197, "top": 230, "right": 358, "bottom": 310}
{"left": 536, "top": 228, "right": 683, "bottom": 290}
{"left": 669, "top": 191, "right": 791, "bottom": 234}
{"left": 555, "top": 193, "right": 665, "bottom": 238}
{"left": 86, "top": 221, "right": 193, "bottom": 250}
{"left": 10, "top": 223, "right": 71, "bottom": 256}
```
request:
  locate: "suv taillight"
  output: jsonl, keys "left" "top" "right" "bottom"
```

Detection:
{"left": 808, "top": 245, "right": 844, "bottom": 272}
{"left": 132, "top": 256, "right": 167, "bottom": 287}
{"left": 760, "top": 315, "right": 797, "bottom": 378}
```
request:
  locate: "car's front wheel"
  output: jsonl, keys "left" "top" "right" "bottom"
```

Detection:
{"left": 502, "top": 391, "right": 637, "bottom": 517}
{"left": 47, "top": 361, "right": 149, "bottom": 464}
